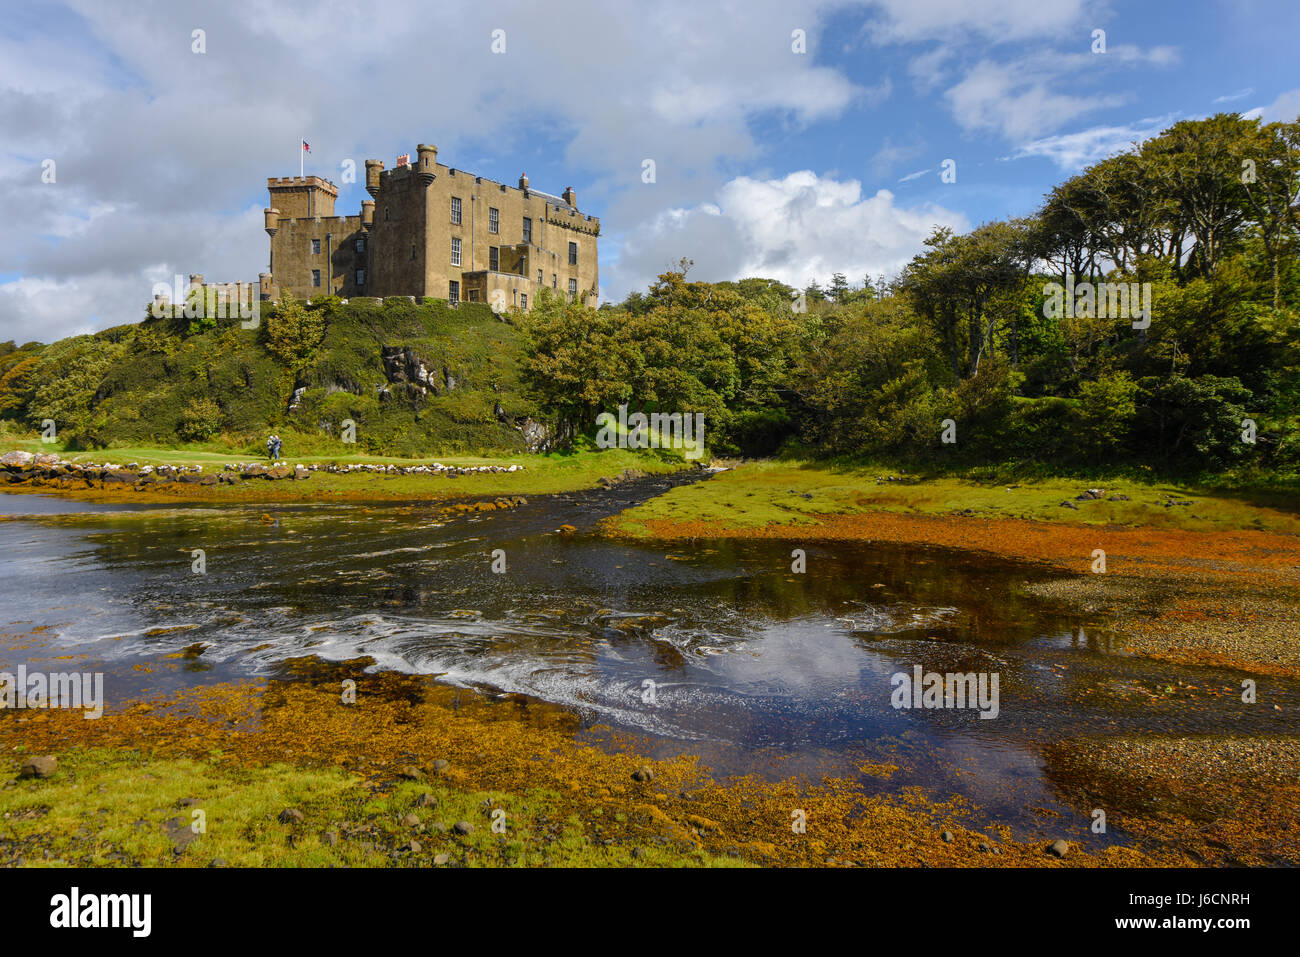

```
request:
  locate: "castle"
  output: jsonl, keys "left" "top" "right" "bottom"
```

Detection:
{"left": 157, "top": 144, "right": 600, "bottom": 315}
{"left": 261, "top": 144, "right": 599, "bottom": 310}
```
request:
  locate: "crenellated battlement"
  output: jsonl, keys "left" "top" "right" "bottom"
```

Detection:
{"left": 267, "top": 176, "right": 339, "bottom": 195}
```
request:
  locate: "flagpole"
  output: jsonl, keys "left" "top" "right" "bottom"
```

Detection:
{"left": 300, "top": 137, "right": 304, "bottom": 178}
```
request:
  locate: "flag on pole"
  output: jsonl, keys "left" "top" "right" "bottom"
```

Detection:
{"left": 302, "top": 140, "right": 311, "bottom": 152}
{"left": 301, "top": 138, "right": 310, "bottom": 177}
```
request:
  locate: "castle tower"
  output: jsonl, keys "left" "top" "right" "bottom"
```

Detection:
{"left": 365, "top": 160, "right": 385, "bottom": 197}
{"left": 416, "top": 144, "right": 437, "bottom": 186}
{"left": 264, "top": 207, "right": 280, "bottom": 236}
{"left": 360, "top": 199, "right": 375, "bottom": 231}
{"left": 266, "top": 176, "right": 338, "bottom": 219}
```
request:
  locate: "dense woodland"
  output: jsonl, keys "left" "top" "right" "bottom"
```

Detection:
{"left": 0, "top": 114, "right": 1297, "bottom": 479}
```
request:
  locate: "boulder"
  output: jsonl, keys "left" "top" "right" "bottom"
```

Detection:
{"left": 1, "top": 450, "right": 34, "bottom": 469}
{"left": 19, "top": 755, "right": 58, "bottom": 779}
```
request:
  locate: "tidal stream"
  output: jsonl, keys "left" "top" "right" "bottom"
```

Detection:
{"left": 3, "top": 477, "right": 1296, "bottom": 849}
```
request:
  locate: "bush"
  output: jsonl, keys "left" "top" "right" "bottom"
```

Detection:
{"left": 1135, "top": 374, "right": 1253, "bottom": 469}
{"left": 178, "top": 397, "right": 224, "bottom": 442}
{"left": 1076, "top": 371, "right": 1139, "bottom": 460}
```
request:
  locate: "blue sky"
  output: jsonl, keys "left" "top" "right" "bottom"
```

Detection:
{"left": 1, "top": 0, "right": 1297, "bottom": 343}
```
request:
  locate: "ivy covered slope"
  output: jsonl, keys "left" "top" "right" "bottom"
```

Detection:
{"left": 0, "top": 296, "right": 546, "bottom": 456}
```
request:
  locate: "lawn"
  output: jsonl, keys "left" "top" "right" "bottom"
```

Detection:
{"left": 610, "top": 460, "right": 1300, "bottom": 535}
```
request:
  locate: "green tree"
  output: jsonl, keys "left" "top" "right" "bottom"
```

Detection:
{"left": 1076, "top": 371, "right": 1139, "bottom": 459}
{"left": 264, "top": 293, "right": 326, "bottom": 377}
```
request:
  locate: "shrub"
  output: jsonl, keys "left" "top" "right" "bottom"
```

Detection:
{"left": 178, "top": 397, "right": 224, "bottom": 442}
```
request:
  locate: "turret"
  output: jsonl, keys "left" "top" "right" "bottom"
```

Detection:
{"left": 361, "top": 199, "right": 375, "bottom": 231}
{"left": 417, "top": 144, "right": 437, "bottom": 186}
{"left": 365, "top": 159, "right": 385, "bottom": 197}
{"left": 264, "top": 207, "right": 279, "bottom": 237}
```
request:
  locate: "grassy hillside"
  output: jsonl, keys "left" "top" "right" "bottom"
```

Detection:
{"left": 0, "top": 296, "right": 545, "bottom": 457}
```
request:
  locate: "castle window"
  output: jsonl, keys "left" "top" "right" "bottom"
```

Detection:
{"left": 489, "top": 247, "right": 499, "bottom": 271}
{"left": 411, "top": 243, "right": 417, "bottom": 261}
{"left": 552, "top": 274, "right": 556, "bottom": 289}
{"left": 522, "top": 217, "right": 532, "bottom": 243}
{"left": 451, "top": 237, "right": 461, "bottom": 266}
{"left": 568, "top": 242, "right": 577, "bottom": 265}
{"left": 312, "top": 270, "right": 321, "bottom": 287}
{"left": 448, "top": 280, "right": 459, "bottom": 304}
{"left": 521, "top": 294, "right": 527, "bottom": 310}
{"left": 488, "top": 207, "right": 499, "bottom": 234}
{"left": 355, "top": 268, "right": 365, "bottom": 286}
{"left": 537, "top": 269, "right": 543, "bottom": 283}
{"left": 355, "top": 238, "right": 365, "bottom": 253}
{"left": 569, "top": 278, "right": 578, "bottom": 295}
{"left": 450, "top": 197, "right": 462, "bottom": 225}
{"left": 312, "top": 239, "right": 321, "bottom": 255}
{"left": 385, "top": 207, "right": 390, "bottom": 221}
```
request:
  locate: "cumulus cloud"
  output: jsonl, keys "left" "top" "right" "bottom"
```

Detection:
{"left": 601, "top": 170, "right": 968, "bottom": 301}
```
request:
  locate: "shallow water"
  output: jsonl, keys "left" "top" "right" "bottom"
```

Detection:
{"left": 2, "top": 480, "right": 1297, "bottom": 847}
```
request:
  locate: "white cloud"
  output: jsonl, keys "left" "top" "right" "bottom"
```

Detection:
{"left": 1007, "top": 114, "right": 1177, "bottom": 171}
{"left": 863, "top": 0, "right": 1095, "bottom": 43}
{"left": 1247, "top": 88, "right": 1300, "bottom": 123}
{"left": 945, "top": 59, "right": 1129, "bottom": 140}
{"left": 602, "top": 170, "right": 968, "bottom": 301}
{"left": 0, "top": 0, "right": 869, "bottom": 343}
{"left": 1213, "top": 88, "right": 1255, "bottom": 104}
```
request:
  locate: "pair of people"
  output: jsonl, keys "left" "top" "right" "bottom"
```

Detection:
{"left": 266, "top": 434, "right": 282, "bottom": 460}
